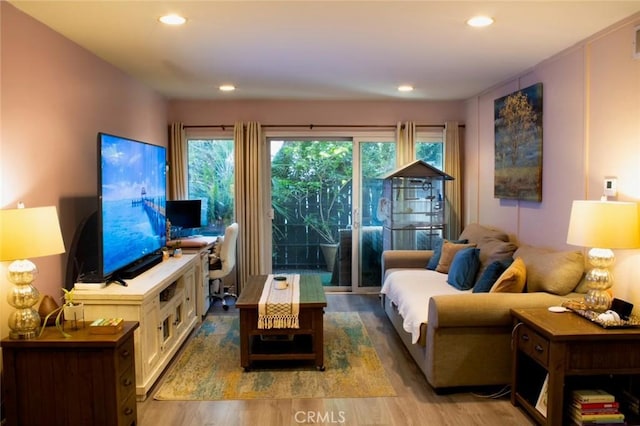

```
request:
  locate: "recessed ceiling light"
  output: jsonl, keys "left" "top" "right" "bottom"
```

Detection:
{"left": 466, "top": 16, "right": 494, "bottom": 28}
{"left": 398, "top": 85, "right": 414, "bottom": 93}
{"left": 219, "top": 85, "right": 236, "bottom": 92}
{"left": 159, "top": 14, "right": 186, "bottom": 25}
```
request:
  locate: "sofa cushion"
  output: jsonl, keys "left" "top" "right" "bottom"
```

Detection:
{"left": 426, "top": 237, "right": 468, "bottom": 270}
{"left": 436, "top": 241, "right": 477, "bottom": 274}
{"left": 490, "top": 257, "right": 526, "bottom": 293}
{"left": 447, "top": 247, "right": 481, "bottom": 290}
{"left": 514, "top": 245, "right": 585, "bottom": 295}
{"left": 459, "top": 223, "right": 509, "bottom": 245}
{"left": 473, "top": 258, "right": 513, "bottom": 293}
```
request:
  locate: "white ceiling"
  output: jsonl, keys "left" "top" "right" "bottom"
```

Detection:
{"left": 9, "top": 1, "right": 640, "bottom": 101}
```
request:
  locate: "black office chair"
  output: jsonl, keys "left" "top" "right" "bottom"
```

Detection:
{"left": 209, "top": 223, "right": 238, "bottom": 310}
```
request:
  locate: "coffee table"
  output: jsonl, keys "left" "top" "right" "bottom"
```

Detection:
{"left": 236, "top": 274, "right": 327, "bottom": 371}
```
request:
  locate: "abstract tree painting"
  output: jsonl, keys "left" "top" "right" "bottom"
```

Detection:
{"left": 494, "top": 83, "right": 543, "bottom": 201}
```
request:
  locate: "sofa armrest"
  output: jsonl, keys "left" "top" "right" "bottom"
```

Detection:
{"left": 428, "top": 292, "right": 578, "bottom": 328}
{"left": 381, "top": 250, "right": 433, "bottom": 273}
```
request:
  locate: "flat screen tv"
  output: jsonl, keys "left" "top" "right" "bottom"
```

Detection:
{"left": 98, "top": 132, "right": 167, "bottom": 280}
{"left": 166, "top": 199, "right": 202, "bottom": 237}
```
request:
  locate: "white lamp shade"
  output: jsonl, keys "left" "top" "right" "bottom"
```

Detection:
{"left": 0, "top": 206, "right": 66, "bottom": 261}
{"left": 566, "top": 200, "right": 640, "bottom": 249}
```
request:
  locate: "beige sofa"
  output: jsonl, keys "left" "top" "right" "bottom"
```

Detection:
{"left": 380, "top": 223, "right": 585, "bottom": 391}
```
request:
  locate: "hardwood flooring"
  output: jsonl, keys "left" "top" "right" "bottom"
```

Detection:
{"left": 137, "top": 293, "right": 535, "bottom": 426}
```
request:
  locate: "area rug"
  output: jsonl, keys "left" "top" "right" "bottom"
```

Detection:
{"left": 153, "top": 312, "right": 396, "bottom": 400}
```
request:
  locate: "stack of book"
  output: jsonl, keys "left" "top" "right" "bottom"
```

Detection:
{"left": 570, "top": 389, "right": 625, "bottom": 425}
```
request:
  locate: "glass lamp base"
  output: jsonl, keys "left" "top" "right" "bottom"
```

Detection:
{"left": 584, "top": 289, "right": 612, "bottom": 313}
{"left": 9, "top": 329, "right": 38, "bottom": 340}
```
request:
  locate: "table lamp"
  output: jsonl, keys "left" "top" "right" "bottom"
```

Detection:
{"left": 0, "top": 205, "right": 65, "bottom": 339}
{"left": 566, "top": 200, "right": 640, "bottom": 312}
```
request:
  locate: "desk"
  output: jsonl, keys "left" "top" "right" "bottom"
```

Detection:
{"left": 168, "top": 236, "right": 218, "bottom": 317}
{"left": 511, "top": 308, "right": 640, "bottom": 425}
{"left": 236, "top": 275, "right": 327, "bottom": 371}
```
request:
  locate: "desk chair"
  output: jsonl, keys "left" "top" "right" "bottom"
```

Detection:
{"left": 209, "top": 222, "right": 239, "bottom": 311}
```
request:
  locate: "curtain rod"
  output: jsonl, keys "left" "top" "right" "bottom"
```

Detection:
{"left": 183, "top": 123, "right": 464, "bottom": 130}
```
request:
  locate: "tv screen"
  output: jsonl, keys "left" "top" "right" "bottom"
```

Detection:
{"left": 166, "top": 199, "right": 202, "bottom": 230}
{"left": 98, "top": 132, "right": 167, "bottom": 279}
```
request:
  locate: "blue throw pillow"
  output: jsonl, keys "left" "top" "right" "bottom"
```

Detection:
{"left": 473, "top": 258, "right": 514, "bottom": 293}
{"left": 426, "top": 238, "right": 467, "bottom": 270}
{"left": 447, "top": 247, "right": 481, "bottom": 290}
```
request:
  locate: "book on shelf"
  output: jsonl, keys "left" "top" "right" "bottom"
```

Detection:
{"left": 535, "top": 373, "right": 549, "bottom": 417}
{"left": 573, "top": 401, "right": 620, "bottom": 411}
{"left": 573, "top": 389, "right": 616, "bottom": 403}
{"left": 570, "top": 412, "right": 625, "bottom": 423}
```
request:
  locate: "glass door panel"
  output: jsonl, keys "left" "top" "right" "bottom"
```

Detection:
{"left": 270, "top": 139, "right": 353, "bottom": 290}
{"left": 353, "top": 140, "right": 396, "bottom": 290}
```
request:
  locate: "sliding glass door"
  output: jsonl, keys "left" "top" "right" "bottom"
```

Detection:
{"left": 269, "top": 136, "right": 396, "bottom": 292}
{"left": 270, "top": 138, "right": 353, "bottom": 289}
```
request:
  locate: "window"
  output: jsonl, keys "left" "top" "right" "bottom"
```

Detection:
{"left": 416, "top": 132, "right": 443, "bottom": 169}
{"left": 187, "top": 139, "right": 234, "bottom": 236}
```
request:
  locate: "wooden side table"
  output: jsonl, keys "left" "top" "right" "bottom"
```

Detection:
{"left": 1, "top": 321, "right": 139, "bottom": 426}
{"left": 510, "top": 308, "right": 640, "bottom": 425}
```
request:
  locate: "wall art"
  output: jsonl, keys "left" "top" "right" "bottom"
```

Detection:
{"left": 494, "top": 83, "right": 543, "bottom": 201}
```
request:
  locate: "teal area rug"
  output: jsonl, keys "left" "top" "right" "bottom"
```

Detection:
{"left": 153, "top": 312, "right": 396, "bottom": 400}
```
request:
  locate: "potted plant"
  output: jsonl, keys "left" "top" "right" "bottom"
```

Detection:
{"left": 61, "top": 288, "right": 84, "bottom": 328}
{"left": 39, "top": 288, "right": 84, "bottom": 337}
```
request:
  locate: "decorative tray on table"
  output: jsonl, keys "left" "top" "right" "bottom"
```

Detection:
{"left": 561, "top": 299, "right": 640, "bottom": 329}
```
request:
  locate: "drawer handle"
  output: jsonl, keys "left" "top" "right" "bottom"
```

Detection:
{"left": 120, "top": 349, "right": 130, "bottom": 357}
{"left": 535, "top": 344, "right": 544, "bottom": 353}
{"left": 122, "top": 378, "right": 133, "bottom": 386}
{"left": 124, "top": 407, "right": 134, "bottom": 416}
{"left": 521, "top": 334, "right": 530, "bottom": 341}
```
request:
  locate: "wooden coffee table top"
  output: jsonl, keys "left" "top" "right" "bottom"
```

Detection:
{"left": 236, "top": 274, "right": 327, "bottom": 309}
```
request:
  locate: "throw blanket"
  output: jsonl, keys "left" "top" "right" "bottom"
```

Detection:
{"left": 258, "top": 274, "right": 300, "bottom": 329}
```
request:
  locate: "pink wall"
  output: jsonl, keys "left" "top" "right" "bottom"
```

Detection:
{"left": 464, "top": 13, "right": 640, "bottom": 304}
{"left": 168, "top": 99, "right": 465, "bottom": 126}
{"left": 0, "top": 3, "right": 168, "bottom": 337}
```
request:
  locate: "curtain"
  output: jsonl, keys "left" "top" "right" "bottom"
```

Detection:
{"left": 168, "top": 122, "right": 187, "bottom": 200}
{"left": 234, "top": 121, "right": 267, "bottom": 293}
{"left": 395, "top": 121, "right": 415, "bottom": 167}
{"left": 444, "top": 121, "right": 462, "bottom": 239}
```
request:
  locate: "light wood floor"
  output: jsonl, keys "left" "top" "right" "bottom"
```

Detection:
{"left": 137, "top": 293, "right": 535, "bottom": 426}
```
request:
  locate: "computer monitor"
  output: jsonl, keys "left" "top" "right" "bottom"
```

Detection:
{"left": 166, "top": 200, "right": 202, "bottom": 235}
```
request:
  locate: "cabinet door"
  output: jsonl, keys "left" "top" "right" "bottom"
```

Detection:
{"left": 141, "top": 299, "right": 161, "bottom": 377}
{"left": 198, "top": 250, "right": 211, "bottom": 316}
{"left": 184, "top": 264, "right": 197, "bottom": 320}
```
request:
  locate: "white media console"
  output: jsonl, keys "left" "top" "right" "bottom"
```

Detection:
{"left": 73, "top": 254, "right": 199, "bottom": 400}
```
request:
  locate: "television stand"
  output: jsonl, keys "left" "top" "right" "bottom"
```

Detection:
{"left": 119, "top": 253, "right": 163, "bottom": 279}
{"left": 72, "top": 255, "right": 199, "bottom": 400}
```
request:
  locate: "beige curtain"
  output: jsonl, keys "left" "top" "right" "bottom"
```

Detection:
{"left": 444, "top": 121, "right": 462, "bottom": 239}
{"left": 395, "top": 121, "right": 415, "bottom": 167}
{"left": 234, "top": 121, "right": 267, "bottom": 293}
{"left": 168, "top": 122, "right": 187, "bottom": 200}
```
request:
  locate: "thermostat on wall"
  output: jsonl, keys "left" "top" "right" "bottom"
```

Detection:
{"left": 604, "top": 177, "right": 617, "bottom": 197}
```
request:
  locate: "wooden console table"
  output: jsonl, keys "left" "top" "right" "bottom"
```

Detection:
{"left": 511, "top": 308, "right": 640, "bottom": 425}
{"left": 236, "top": 275, "right": 327, "bottom": 371}
{"left": 1, "top": 321, "right": 139, "bottom": 426}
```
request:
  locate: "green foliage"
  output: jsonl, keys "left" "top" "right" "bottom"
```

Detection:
{"left": 187, "top": 140, "right": 235, "bottom": 229}
{"left": 271, "top": 141, "right": 353, "bottom": 244}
